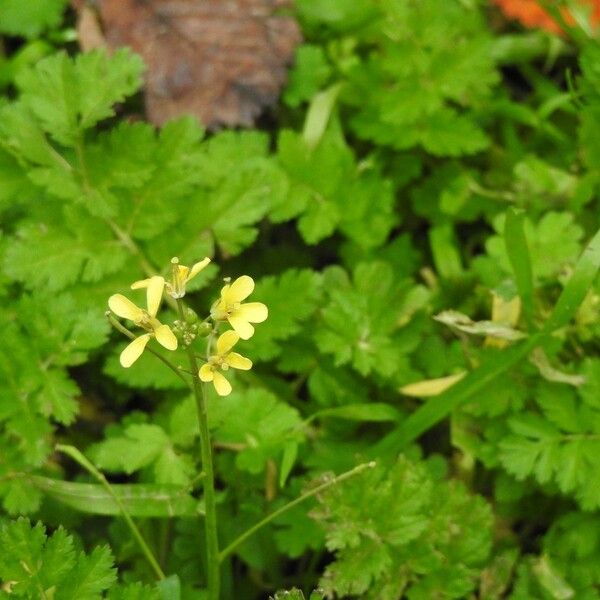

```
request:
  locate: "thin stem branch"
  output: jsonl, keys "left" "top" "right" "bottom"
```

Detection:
{"left": 177, "top": 299, "right": 220, "bottom": 600}
{"left": 106, "top": 313, "right": 192, "bottom": 390}
{"left": 56, "top": 444, "right": 165, "bottom": 581}
{"left": 218, "top": 461, "right": 376, "bottom": 563}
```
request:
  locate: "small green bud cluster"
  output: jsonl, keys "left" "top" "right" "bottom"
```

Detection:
{"left": 172, "top": 316, "right": 212, "bottom": 347}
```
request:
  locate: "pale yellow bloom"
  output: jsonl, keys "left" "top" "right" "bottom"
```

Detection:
{"left": 210, "top": 275, "right": 268, "bottom": 340}
{"left": 198, "top": 330, "right": 252, "bottom": 396}
{"left": 132, "top": 257, "right": 211, "bottom": 299}
{"left": 108, "top": 276, "right": 177, "bottom": 367}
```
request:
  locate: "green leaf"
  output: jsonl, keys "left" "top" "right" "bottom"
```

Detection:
{"left": 303, "top": 83, "right": 342, "bottom": 149}
{"left": 429, "top": 224, "right": 463, "bottom": 279}
{"left": 499, "top": 405, "right": 600, "bottom": 509}
{"left": 156, "top": 575, "right": 181, "bottom": 600}
{"left": 280, "top": 441, "right": 299, "bottom": 488}
{"left": 249, "top": 269, "right": 322, "bottom": 360}
{"left": 37, "top": 368, "right": 79, "bottom": 425}
{"left": 0, "top": 518, "right": 116, "bottom": 599}
{"left": 209, "top": 389, "right": 304, "bottom": 475}
{"left": 89, "top": 424, "right": 173, "bottom": 476}
{"left": 284, "top": 44, "right": 333, "bottom": 107}
{"left": 314, "top": 457, "right": 492, "bottom": 599}
{"left": 0, "top": 0, "right": 68, "bottom": 38}
{"left": 504, "top": 209, "right": 534, "bottom": 327}
{"left": 59, "top": 545, "right": 117, "bottom": 600}
{"left": 108, "top": 582, "right": 162, "bottom": 600}
{"left": 315, "top": 262, "right": 410, "bottom": 376}
{"left": 191, "top": 130, "right": 278, "bottom": 255}
{"left": 544, "top": 225, "right": 600, "bottom": 332}
{"left": 16, "top": 49, "right": 144, "bottom": 146}
{"left": 485, "top": 212, "right": 584, "bottom": 283}
{"left": 419, "top": 109, "right": 489, "bottom": 156}
{"left": 309, "top": 403, "right": 402, "bottom": 423}
{"left": 377, "top": 339, "right": 539, "bottom": 455}
{"left": 5, "top": 215, "right": 127, "bottom": 291}
{"left": 29, "top": 476, "right": 199, "bottom": 517}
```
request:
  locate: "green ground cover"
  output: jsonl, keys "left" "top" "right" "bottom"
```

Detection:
{"left": 1, "top": 1, "right": 600, "bottom": 598}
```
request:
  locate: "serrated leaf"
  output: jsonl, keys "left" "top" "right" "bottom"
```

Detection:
{"left": 209, "top": 389, "right": 304, "bottom": 475}
{"left": 16, "top": 49, "right": 144, "bottom": 146}
{"left": 59, "top": 545, "right": 117, "bottom": 600}
{"left": 89, "top": 424, "right": 169, "bottom": 474}
{"left": 249, "top": 269, "right": 322, "bottom": 360}
{"left": 284, "top": 44, "right": 333, "bottom": 107}
{"left": 0, "top": 0, "right": 68, "bottom": 38}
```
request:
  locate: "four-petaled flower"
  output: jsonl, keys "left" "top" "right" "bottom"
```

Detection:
{"left": 108, "top": 276, "right": 178, "bottom": 367}
{"left": 210, "top": 275, "right": 268, "bottom": 340}
{"left": 132, "top": 257, "right": 211, "bottom": 299}
{"left": 199, "top": 330, "right": 252, "bottom": 396}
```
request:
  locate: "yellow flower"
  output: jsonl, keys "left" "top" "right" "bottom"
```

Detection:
{"left": 199, "top": 330, "right": 252, "bottom": 396}
{"left": 108, "top": 276, "right": 177, "bottom": 367}
{"left": 131, "top": 257, "right": 211, "bottom": 299}
{"left": 210, "top": 275, "right": 268, "bottom": 340}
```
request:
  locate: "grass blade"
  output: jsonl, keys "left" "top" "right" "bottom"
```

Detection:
{"left": 543, "top": 226, "right": 600, "bottom": 332}
{"left": 504, "top": 209, "right": 534, "bottom": 328}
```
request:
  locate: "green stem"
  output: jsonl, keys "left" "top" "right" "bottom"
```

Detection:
{"left": 106, "top": 313, "right": 192, "bottom": 391}
{"left": 218, "top": 461, "right": 376, "bottom": 563}
{"left": 106, "top": 219, "right": 160, "bottom": 283}
{"left": 177, "top": 299, "right": 220, "bottom": 600}
{"left": 55, "top": 444, "right": 165, "bottom": 581}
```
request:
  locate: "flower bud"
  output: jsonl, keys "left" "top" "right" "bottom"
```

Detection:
{"left": 197, "top": 322, "right": 213, "bottom": 337}
{"left": 185, "top": 307, "right": 198, "bottom": 324}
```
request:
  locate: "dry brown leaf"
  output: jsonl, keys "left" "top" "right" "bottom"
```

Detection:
{"left": 75, "top": 0, "right": 301, "bottom": 128}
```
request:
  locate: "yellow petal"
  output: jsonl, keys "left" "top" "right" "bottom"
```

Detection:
{"left": 109, "top": 294, "right": 143, "bottom": 321}
{"left": 226, "top": 352, "right": 252, "bottom": 370}
{"left": 131, "top": 278, "right": 151, "bottom": 289}
{"left": 400, "top": 372, "right": 466, "bottom": 398}
{"left": 218, "top": 283, "right": 231, "bottom": 302}
{"left": 146, "top": 276, "right": 165, "bottom": 316}
{"left": 216, "top": 330, "right": 239, "bottom": 355}
{"left": 199, "top": 363, "right": 214, "bottom": 382}
{"left": 237, "top": 302, "right": 268, "bottom": 323}
{"left": 227, "top": 314, "right": 254, "bottom": 340}
{"left": 120, "top": 334, "right": 151, "bottom": 367}
{"left": 223, "top": 275, "right": 254, "bottom": 304}
{"left": 154, "top": 324, "right": 178, "bottom": 350}
{"left": 213, "top": 371, "right": 232, "bottom": 396}
{"left": 188, "top": 257, "right": 211, "bottom": 282}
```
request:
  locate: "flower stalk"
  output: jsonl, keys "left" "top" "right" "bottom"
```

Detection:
{"left": 177, "top": 298, "right": 220, "bottom": 600}
{"left": 108, "top": 259, "right": 270, "bottom": 599}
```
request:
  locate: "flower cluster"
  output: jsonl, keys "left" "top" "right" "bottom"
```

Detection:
{"left": 108, "top": 257, "right": 267, "bottom": 396}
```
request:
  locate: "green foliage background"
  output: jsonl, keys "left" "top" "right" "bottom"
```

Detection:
{"left": 1, "top": 0, "right": 600, "bottom": 598}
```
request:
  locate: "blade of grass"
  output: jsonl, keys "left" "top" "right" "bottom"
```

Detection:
{"left": 504, "top": 209, "right": 534, "bottom": 329}
{"left": 374, "top": 336, "right": 540, "bottom": 455}
{"left": 377, "top": 225, "right": 600, "bottom": 454}
{"left": 543, "top": 226, "right": 600, "bottom": 333}
{"left": 218, "top": 461, "right": 376, "bottom": 563}
{"left": 56, "top": 444, "right": 166, "bottom": 581}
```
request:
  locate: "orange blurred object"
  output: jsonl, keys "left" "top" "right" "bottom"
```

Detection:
{"left": 493, "top": 0, "right": 600, "bottom": 33}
